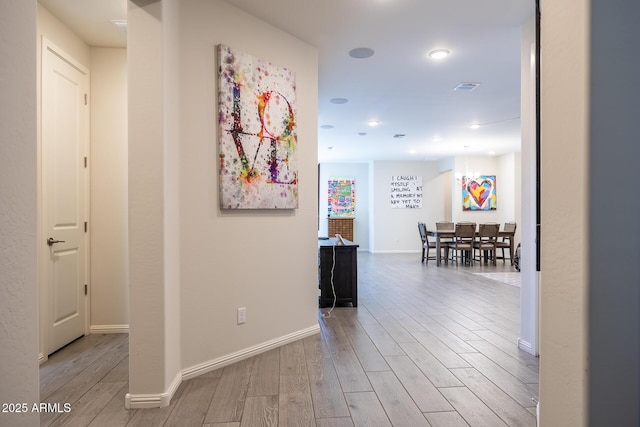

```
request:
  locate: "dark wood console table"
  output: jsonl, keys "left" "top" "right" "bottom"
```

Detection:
{"left": 318, "top": 237, "right": 358, "bottom": 308}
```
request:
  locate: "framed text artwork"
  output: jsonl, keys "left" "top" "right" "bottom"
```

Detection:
{"left": 218, "top": 44, "right": 298, "bottom": 209}
{"left": 327, "top": 179, "right": 355, "bottom": 217}
{"left": 462, "top": 175, "right": 497, "bottom": 211}
{"left": 390, "top": 175, "right": 423, "bottom": 209}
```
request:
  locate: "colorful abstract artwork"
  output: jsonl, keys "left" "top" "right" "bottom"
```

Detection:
{"left": 328, "top": 179, "right": 355, "bottom": 217}
{"left": 218, "top": 45, "right": 297, "bottom": 209}
{"left": 462, "top": 175, "right": 497, "bottom": 211}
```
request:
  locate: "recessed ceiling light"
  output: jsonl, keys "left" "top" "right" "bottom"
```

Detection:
{"left": 469, "top": 123, "right": 480, "bottom": 130}
{"left": 428, "top": 49, "right": 450, "bottom": 60}
{"left": 409, "top": 149, "right": 417, "bottom": 154}
{"left": 320, "top": 125, "right": 334, "bottom": 129}
{"left": 349, "top": 47, "right": 375, "bottom": 59}
{"left": 330, "top": 97, "right": 348, "bottom": 104}
{"left": 432, "top": 136, "right": 442, "bottom": 142}
{"left": 367, "top": 120, "right": 379, "bottom": 127}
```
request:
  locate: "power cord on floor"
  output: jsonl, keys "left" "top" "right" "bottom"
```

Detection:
{"left": 322, "top": 243, "right": 337, "bottom": 318}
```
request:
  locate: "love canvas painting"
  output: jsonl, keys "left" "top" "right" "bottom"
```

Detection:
{"left": 462, "top": 175, "right": 497, "bottom": 211}
{"left": 218, "top": 45, "right": 298, "bottom": 209}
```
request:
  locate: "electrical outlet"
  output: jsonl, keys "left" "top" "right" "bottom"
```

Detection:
{"left": 237, "top": 307, "right": 246, "bottom": 324}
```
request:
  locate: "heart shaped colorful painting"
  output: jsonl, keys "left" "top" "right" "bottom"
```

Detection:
{"left": 462, "top": 175, "right": 497, "bottom": 210}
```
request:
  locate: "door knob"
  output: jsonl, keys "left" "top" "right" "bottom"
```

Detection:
{"left": 47, "top": 237, "right": 65, "bottom": 246}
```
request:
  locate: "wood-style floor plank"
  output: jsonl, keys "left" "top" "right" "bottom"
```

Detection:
{"left": 247, "top": 348, "right": 280, "bottom": 397}
{"left": 440, "top": 386, "right": 509, "bottom": 427}
{"left": 38, "top": 252, "right": 538, "bottom": 426}
{"left": 49, "top": 381, "right": 126, "bottom": 427}
{"left": 466, "top": 340, "right": 539, "bottom": 384}
{"left": 400, "top": 342, "right": 463, "bottom": 388}
{"left": 384, "top": 355, "right": 453, "bottom": 413}
{"left": 279, "top": 340, "right": 308, "bottom": 376}
{"left": 87, "top": 384, "right": 137, "bottom": 427}
{"left": 459, "top": 352, "right": 538, "bottom": 407}
{"left": 425, "top": 314, "right": 483, "bottom": 342}
{"left": 344, "top": 392, "right": 391, "bottom": 426}
{"left": 315, "top": 417, "right": 355, "bottom": 427}
{"left": 101, "top": 355, "right": 130, "bottom": 383}
{"left": 343, "top": 331, "right": 390, "bottom": 372}
{"left": 366, "top": 371, "right": 431, "bottom": 426}
{"left": 306, "top": 356, "right": 350, "bottom": 419}
{"left": 164, "top": 378, "right": 219, "bottom": 427}
{"left": 239, "top": 396, "right": 278, "bottom": 427}
{"left": 411, "top": 331, "right": 472, "bottom": 368}
{"left": 450, "top": 367, "right": 537, "bottom": 427}
{"left": 278, "top": 375, "right": 314, "bottom": 427}
{"left": 359, "top": 322, "right": 406, "bottom": 356}
{"left": 204, "top": 359, "right": 252, "bottom": 424}
{"left": 424, "top": 411, "right": 471, "bottom": 427}
{"left": 41, "top": 337, "right": 128, "bottom": 426}
{"left": 328, "top": 344, "right": 372, "bottom": 393}
{"left": 40, "top": 334, "right": 127, "bottom": 400}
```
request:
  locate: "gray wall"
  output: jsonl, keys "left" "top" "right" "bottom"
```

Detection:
{"left": 587, "top": 0, "right": 640, "bottom": 424}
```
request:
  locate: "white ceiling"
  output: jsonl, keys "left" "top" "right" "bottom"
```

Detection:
{"left": 39, "top": 0, "right": 127, "bottom": 48}
{"left": 38, "top": 0, "right": 534, "bottom": 163}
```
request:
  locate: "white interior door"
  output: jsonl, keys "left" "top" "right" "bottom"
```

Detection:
{"left": 42, "top": 38, "right": 90, "bottom": 355}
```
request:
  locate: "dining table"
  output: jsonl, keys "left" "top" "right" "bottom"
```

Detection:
{"left": 427, "top": 227, "right": 515, "bottom": 266}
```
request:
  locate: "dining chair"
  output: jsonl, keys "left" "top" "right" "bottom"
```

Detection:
{"left": 496, "top": 222, "right": 517, "bottom": 264}
{"left": 473, "top": 223, "right": 500, "bottom": 265}
{"left": 436, "top": 221, "right": 455, "bottom": 232}
{"left": 447, "top": 222, "right": 476, "bottom": 265}
{"left": 435, "top": 221, "right": 454, "bottom": 238}
{"left": 417, "top": 222, "right": 437, "bottom": 263}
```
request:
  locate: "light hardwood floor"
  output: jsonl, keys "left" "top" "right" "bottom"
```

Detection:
{"left": 39, "top": 252, "right": 538, "bottom": 426}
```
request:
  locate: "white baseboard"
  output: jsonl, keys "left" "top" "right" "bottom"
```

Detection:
{"left": 517, "top": 337, "right": 537, "bottom": 356}
{"left": 39, "top": 352, "right": 47, "bottom": 365}
{"left": 124, "top": 325, "right": 319, "bottom": 408}
{"left": 90, "top": 324, "right": 130, "bottom": 334}
{"left": 125, "top": 370, "right": 182, "bottom": 409}
{"left": 182, "top": 324, "right": 320, "bottom": 380}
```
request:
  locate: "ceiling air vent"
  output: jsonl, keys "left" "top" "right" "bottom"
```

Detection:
{"left": 393, "top": 134, "right": 406, "bottom": 139}
{"left": 454, "top": 82, "right": 480, "bottom": 92}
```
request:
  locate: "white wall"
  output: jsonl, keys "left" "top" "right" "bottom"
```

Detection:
{"left": 498, "top": 152, "right": 522, "bottom": 246}
{"left": 539, "top": 1, "right": 589, "bottom": 424}
{"left": 371, "top": 161, "right": 445, "bottom": 253}
{"left": 319, "top": 163, "right": 369, "bottom": 250}
{"left": 177, "top": 0, "right": 319, "bottom": 371}
{"left": 90, "top": 47, "right": 129, "bottom": 332}
{"left": 540, "top": 2, "right": 640, "bottom": 424}
{"left": 0, "top": 2, "right": 39, "bottom": 426}
{"left": 452, "top": 154, "right": 519, "bottom": 226}
{"left": 37, "top": 4, "right": 90, "bottom": 68}
{"left": 519, "top": 16, "right": 537, "bottom": 357}
{"left": 127, "top": 0, "right": 188, "bottom": 406}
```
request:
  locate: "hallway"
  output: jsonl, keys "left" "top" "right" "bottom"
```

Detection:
{"left": 40, "top": 252, "right": 537, "bottom": 426}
